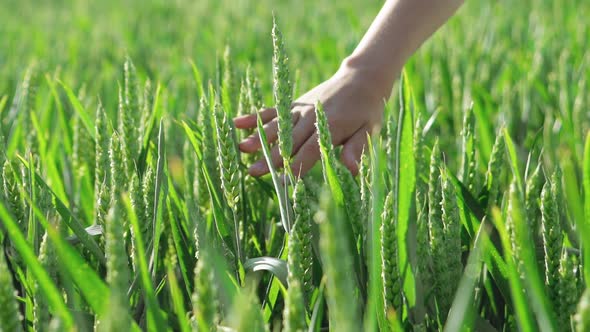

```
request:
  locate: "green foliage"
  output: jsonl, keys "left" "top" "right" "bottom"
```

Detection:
{"left": 0, "top": 2, "right": 588, "bottom": 331}
{"left": 0, "top": 251, "right": 23, "bottom": 332}
{"left": 316, "top": 190, "right": 361, "bottom": 332}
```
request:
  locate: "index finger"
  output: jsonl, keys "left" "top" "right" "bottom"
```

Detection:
{"left": 234, "top": 108, "right": 277, "bottom": 129}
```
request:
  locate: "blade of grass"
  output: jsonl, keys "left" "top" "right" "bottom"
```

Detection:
{"left": 255, "top": 110, "right": 292, "bottom": 233}
{"left": 45, "top": 74, "right": 73, "bottom": 155}
{"left": 395, "top": 71, "right": 417, "bottom": 307}
{"left": 123, "top": 195, "right": 167, "bottom": 332}
{"left": 490, "top": 207, "right": 535, "bottom": 332}
{"left": 503, "top": 128, "right": 523, "bottom": 190}
{"left": 58, "top": 80, "right": 95, "bottom": 141}
{"left": 444, "top": 217, "right": 487, "bottom": 331}
{"left": 0, "top": 201, "right": 75, "bottom": 329}
{"left": 149, "top": 119, "right": 167, "bottom": 280}
{"left": 364, "top": 136, "right": 387, "bottom": 332}
{"left": 166, "top": 176, "right": 194, "bottom": 295}
{"left": 582, "top": 132, "right": 590, "bottom": 282}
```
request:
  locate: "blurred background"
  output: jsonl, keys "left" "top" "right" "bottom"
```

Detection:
{"left": 0, "top": 0, "right": 588, "bottom": 163}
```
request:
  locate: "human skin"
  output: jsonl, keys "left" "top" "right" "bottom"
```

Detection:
{"left": 234, "top": 0, "right": 465, "bottom": 177}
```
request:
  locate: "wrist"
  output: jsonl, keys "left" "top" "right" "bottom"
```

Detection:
{"left": 337, "top": 54, "right": 399, "bottom": 101}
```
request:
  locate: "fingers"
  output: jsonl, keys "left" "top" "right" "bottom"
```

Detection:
{"left": 239, "top": 118, "right": 279, "bottom": 153}
{"left": 248, "top": 144, "right": 283, "bottom": 177}
{"left": 340, "top": 127, "right": 369, "bottom": 176}
{"left": 290, "top": 133, "right": 321, "bottom": 177}
{"left": 233, "top": 108, "right": 277, "bottom": 129}
{"left": 291, "top": 110, "right": 316, "bottom": 154}
{"left": 239, "top": 111, "right": 301, "bottom": 153}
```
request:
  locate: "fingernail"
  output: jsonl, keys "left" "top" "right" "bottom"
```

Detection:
{"left": 249, "top": 162, "right": 266, "bottom": 176}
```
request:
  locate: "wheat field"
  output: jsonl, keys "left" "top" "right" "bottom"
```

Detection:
{"left": 0, "top": 0, "right": 589, "bottom": 331}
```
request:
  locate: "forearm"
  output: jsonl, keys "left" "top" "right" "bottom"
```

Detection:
{"left": 340, "top": 0, "right": 464, "bottom": 98}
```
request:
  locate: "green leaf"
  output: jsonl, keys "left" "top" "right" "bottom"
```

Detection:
{"left": 244, "top": 257, "right": 288, "bottom": 288}
{"left": 58, "top": 80, "right": 96, "bottom": 141}
{"left": 189, "top": 59, "right": 205, "bottom": 99}
{"left": 364, "top": 136, "right": 388, "bottom": 332}
{"left": 124, "top": 196, "right": 167, "bottom": 332}
{"left": 0, "top": 201, "right": 75, "bottom": 329}
{"left": 582, "top": 132, "right": 590, "bottom": 282}
{"left": 490, "top": 207, "right": 536, "bottom": 332}
{"left": 256, "top": 110, "right": 293, "bottom": 233}
{"left": 444, "top": 218, "right": 487, "bottom": 331}
{"left": 395, "top": 71, "right": 417, "bottom": 306}
{"left": 502, "top": 129, "right": 523, "bottom": 190}
{"left": 150, "top": 119, "right": 168, "bottom": 280}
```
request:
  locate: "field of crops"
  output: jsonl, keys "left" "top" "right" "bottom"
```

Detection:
{"left": 1, "top": 0, "right": 590, "bottom": 331}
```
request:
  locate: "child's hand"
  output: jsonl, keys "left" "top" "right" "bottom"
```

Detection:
{"left": 234, "top": 63, "right": 393, "bottom": 177}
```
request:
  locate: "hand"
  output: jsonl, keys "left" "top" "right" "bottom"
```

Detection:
{"left": 234, "top": 62, "right": 394, "bottom": 177}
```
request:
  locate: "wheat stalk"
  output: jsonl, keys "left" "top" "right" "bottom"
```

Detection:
{"left": 272, "top": 16, "right": 294, "bottom": 165}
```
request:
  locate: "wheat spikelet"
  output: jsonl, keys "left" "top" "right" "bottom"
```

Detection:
{"left": 381, "top": 191, "right": 402, "bottom": 313}
{"left": 109, "top": 132, "right": 129, "bottom": 202}
{"left": 485, "top": 132, "right": 506, "bottom": 210}
{"left": 315, "top": 101, "right": 337, "bottom": 179}
{"left": 199, "top": 93, "right": 220, "bottom": 195}
{"left": 34, "top": 231, "right": 55, "bottom": 331}
{"left": 272, "top": 16, "right": 294, "bottom": 163}
{"left": 414, "top": 115, "right": 431, "bottom": 294}
{"left": 316, "top": 189, "right": 361, "bottom": 332}
{"left": 292, "top": 179, "right": 314, "bottom": 302}
{"left": 505, "top": 180, "right": 528, "bottom": 283}
{"left": 460, "top": 105, "right": 477, "bottom": 192}
{"left": 117, "top": 87, "right": 136, "bottom": 175}
{"left": 525, "top": 162, "right": 544, "bottom": 235}
{"left": 123, "top": 57, "right": 140, "bottom": 162}
{"left": 337, "top": 162, "right": 363, "bottom": 243}
{"left": 2, "top": 161, "right": 26, "bottom": 229}
{"left": 94, "top": 102, "right": 110, "bottom": 224}
{"left": 129, "top": 173, "right": 145, "bottom": 272}
{"left": 73, "top": 113, "right": 95, "bottom": 178}
{"left": 427, "top": 140, "right": 445, "bottom": 311}
{"left": 284, "top": 219, "right": 307, "bottom": 332}
{"left": 359, "top": 152, "right": 371, "bottom": 225}
{"left": 142, "top": 165, "right": 155, "bottom": 247}
{"left": 0, "top": 251, "right": 23, "bottom": 332}
{"left": 213, "top": 97, "right": 242, "bottom": 262}
{"left": 246, "top": 66, "right": 263, "bottom": 110}
{"left": 556, "top": 251, "right": 581, "bottom": 329}
{"left": 439, "top": 169, "right": 463, "bottom": 316}
{"left": 20, "top": 64, "right": 38, "bottom": 154}
{"left": 214, "top": 99, "right": 241, "bottom": 210}
{"left": 237, "top": 79, "right": 251, "bottom": 118}
{"left": 427, "top": 141, "right": 443, "bottom": 255}
{"left": 222, "top": 45, "right": 237, "bottom": 117}
{"left": 541, "top": 180, "right": 563, "bottom": 305}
